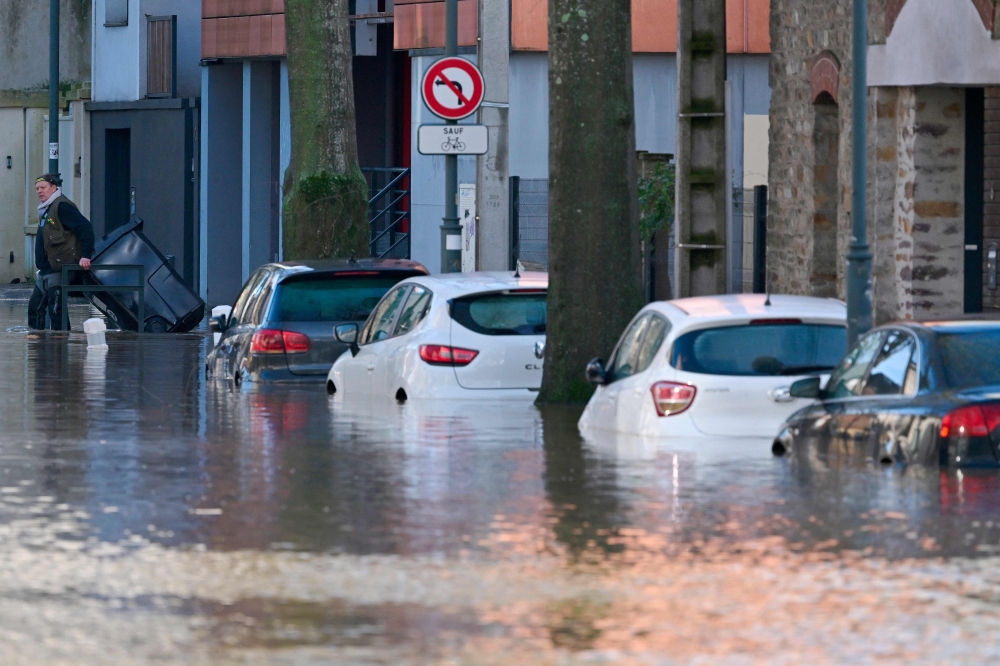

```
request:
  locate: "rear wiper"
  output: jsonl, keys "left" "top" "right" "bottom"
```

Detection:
{"left": 779, "top": 365, "right": 835, "bottom": 376}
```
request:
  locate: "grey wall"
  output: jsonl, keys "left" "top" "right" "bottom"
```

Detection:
{"left": 0, "top": 0, "right": 91, "bottom": 91}
{"left": 88, "top": 99, "right": 198, "bottom": 285}
{"left": 201, "top": 63, "right": 243, "bottom": 306}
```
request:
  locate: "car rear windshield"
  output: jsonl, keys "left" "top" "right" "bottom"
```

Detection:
{"left": 938, "top": 330, "right": 1000, "bottom": 388}
{"left": 274, "top": 275, "right": 410, "bottom": 323}
{"left": 670, "top": 323, "right": 846, "bottom": 376}
{"left": 451, "top": 292, "right": 547, "bottom": 336}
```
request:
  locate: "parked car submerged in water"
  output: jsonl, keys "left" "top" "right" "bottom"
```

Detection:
{"left": 773, "top": 321, "right": 1000, "bottom": 467}
{"left": 578, "top": 295, "right": 847, "bottom": 438}
{"left": 328, "top": 272, "right": 547, "bottom": 401}
{"left": 206, "top": 259, "right": 429, "bottom": 385}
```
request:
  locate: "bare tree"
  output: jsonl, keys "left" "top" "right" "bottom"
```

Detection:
{"left": 538, "top": 0, "right": 643, "bottom": 403}
{"left": 282, "top": 0, "right": 369, "bottom": 260}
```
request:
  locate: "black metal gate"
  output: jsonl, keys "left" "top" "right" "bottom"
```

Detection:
{"left": 509, "top": 176, "right": 548, "bottom": 270}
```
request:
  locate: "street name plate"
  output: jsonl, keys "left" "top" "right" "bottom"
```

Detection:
{"left": 418, "top": 125, "right": 489, "bottom": 155}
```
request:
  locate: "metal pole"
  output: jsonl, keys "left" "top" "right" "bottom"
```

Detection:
{"left": 440, "top": 0, "right": 462, "bottom": 273}
{"left": 846, "top": 0, "right": 872, "bottom": 345}
{"left": 48, "top": 0, "right": 60, "bottom": 176}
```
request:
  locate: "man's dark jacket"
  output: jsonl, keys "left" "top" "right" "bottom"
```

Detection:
{"left": 35, "top": 200, "right": 96, "bottom": 276}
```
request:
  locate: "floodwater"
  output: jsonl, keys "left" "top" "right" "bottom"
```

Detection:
{"left": 2, "top": 287, "right": 1000, "bottom": 663}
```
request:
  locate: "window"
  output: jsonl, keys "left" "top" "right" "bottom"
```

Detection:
{"left": 274, "top": 276, "right": 403, "bottom": 323}
{"left": 105, "top": 0, "right": 128, "bottom": 26}
{"left": 394, "top": 287, "right": 432, "bottom": 336}
{"left": 635, "top": 316, "right": 670, "bottom": 375}
{"left": 229, "top": 271, "right": 268, "bottom": 327}
{"left": 450, "top": 292, "right": 547, "bottom": 336}
{"left": 862, "top": 331, "right": 918, "bottom": 396}
{"left": 670, "top": 323, "right": 846, "bottom": 377}
{"left": 249, "top": 277, "right": 275, "bottom": 325}
{"left": 608, "top": 314, "right": 653, "bottom": 383}
{"left": 360, "top": 286, "right": 409, "bottom": 345}
{"left": 147, "top": 16, "right": 177, "bottom": 98}
{"left": 825, "top": 331, "right": 885, "bottom": 399}
{"left": 937, "top": 329, "right": 1000, "bottom": 389}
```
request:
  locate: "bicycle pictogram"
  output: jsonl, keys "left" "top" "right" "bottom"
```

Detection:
{"left": 441, "top": 136, "right": 467, "bottom": 152}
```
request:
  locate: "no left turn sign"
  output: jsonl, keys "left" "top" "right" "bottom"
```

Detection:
{"left": 421, "top": 57, "right": 485, "bottom": 121}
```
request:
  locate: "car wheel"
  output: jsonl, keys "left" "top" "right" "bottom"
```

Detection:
{"left": 144, "top": 315, "right": 170, "bottom": 334}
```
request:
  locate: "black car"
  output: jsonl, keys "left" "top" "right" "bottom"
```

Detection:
{"left": 772, "top": 321, "right": 1000, "bottom": 467}
{"left": 206, "top": 258, "right": 429, "bottom": 385}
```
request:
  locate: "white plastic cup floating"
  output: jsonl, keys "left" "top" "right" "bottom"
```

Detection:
{"left": 83, "top": 318, "right": 108, "bottom": 349}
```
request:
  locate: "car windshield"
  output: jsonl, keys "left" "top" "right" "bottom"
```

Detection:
{"left": 451, "top": 292, "right": 547, "bottom": 336}
{"left": 671, "top": 323, "right": 846, "bottom": 376}
{"left": 937, "top": 330, "right": 1000, "bottom": 388}
{"left": 274, "top": 276, "right": 405, "bottom": 323}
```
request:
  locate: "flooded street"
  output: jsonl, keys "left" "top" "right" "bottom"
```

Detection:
{"left": 1, "top": 288, "right": 1000, "bottom": 663}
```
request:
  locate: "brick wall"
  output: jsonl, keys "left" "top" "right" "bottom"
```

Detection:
{"left": 984, "top": 87, "right": 1000, "bottom": 310}
{"left": 767, "top": 0, "right": 857, "bottom": 296}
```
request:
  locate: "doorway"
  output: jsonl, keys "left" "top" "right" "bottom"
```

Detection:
{"left": 105, "top": 128, "right": 131, "bottom": 232}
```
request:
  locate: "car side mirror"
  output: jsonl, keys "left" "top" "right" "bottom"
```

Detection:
{"left": 585, "top": 358, "right": 609, "bottom": 386}
{"left": 208, "top": 314, "right": 227, "bottom": 334}
{"left": 334, "top": 323, "right": 360, "bottom": 356}
{"left": 789, "top": 376, "right": 822, "bottom": 399}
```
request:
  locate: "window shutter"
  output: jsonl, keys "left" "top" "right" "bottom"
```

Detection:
{"left": 147, "top": 16, "right": 177, "bottom": 98}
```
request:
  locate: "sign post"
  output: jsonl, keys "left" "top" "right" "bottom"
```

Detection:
{"left": 441, "top": 0, "right": 462, "bottom": 273}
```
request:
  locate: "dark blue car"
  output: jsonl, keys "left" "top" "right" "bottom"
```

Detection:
{"left": 773, "top": 321, "right": 1000, "bottom": 467}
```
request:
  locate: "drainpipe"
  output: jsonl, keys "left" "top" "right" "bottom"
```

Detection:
{"left": 48, "top": 0, "right": 60, "bottom": 176}
{"left": 846, "top": 0, "right": 873, "bottom": 344}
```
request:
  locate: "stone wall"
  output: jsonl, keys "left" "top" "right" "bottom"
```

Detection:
{"left": 767, "top": 0, "right": 987, "bottom": 322}
{"left": 909, "top": 87, "right": 967, "bottom": 318}
{"left": 0, "top": 0, "right": 91, "bottom": 93}
{"left": 767, "top": 0, "right": 859, "bottom": 296}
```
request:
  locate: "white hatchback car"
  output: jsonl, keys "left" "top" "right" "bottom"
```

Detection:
{"left": 328, "top": 272, "right": 547, "bottom": 400}
{"left": 578, "top": 295, "right": 847, "bottom": 438}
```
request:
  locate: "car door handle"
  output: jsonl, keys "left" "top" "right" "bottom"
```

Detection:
{"left": 769, "top": 387, "right": 794, "bottom": 403}
{"left": 367, "top": 363, "right": 375, "bottom": 372}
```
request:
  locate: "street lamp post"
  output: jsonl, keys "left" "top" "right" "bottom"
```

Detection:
{"left": 439, "top": 0, "right": 462, "bottom": 273}
{"left": 846, "top": 0, "right": 872, "bottom": 345}
{"left": 48, "top": 0, "right": 60, "bottom": 176}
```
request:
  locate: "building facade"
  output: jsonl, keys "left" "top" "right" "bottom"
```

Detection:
{"left": 768, "top": 0, "right": 1000, "bottom": 322}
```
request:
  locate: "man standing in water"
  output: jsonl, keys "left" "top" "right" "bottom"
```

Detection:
{"left": 28, "top": 174, "right": 95, "bottom": 330}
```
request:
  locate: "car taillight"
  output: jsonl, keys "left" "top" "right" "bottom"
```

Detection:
{"left": 940, "top": 403, "right": 1000, "bottom": 439}
{"left": 650, "top": 381, "right": 697, "bottom": 417}
{"left": 281, "top": 331, "right": 311, "bottom": 354}
{"left": 250, "top": 329, "right": 312, "bottom": 354}
{"left": 251, "top": 329, "right": 285, "bottom": 354}
{"left": 419, "top": 345, "right": 479, "bottom": 366}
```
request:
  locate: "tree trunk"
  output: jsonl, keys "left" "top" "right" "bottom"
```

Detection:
{"left": 538, "top": 0, "right": 643, "bottom": 404}
{"left": 282, "top": 0, "right": 369, "bottom": 260}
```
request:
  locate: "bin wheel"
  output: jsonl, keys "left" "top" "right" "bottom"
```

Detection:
{"left": 144, "top": 316, "right": 170, "bottom": 334}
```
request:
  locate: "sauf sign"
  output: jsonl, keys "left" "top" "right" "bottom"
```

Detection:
{"left": 418, "top": 57, "right": 488, "bottom": 156}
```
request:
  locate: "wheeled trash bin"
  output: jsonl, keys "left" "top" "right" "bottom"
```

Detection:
{"left": 82, "top": 219, "right": 205, "bottom": 333}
